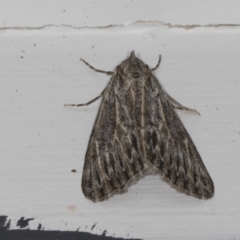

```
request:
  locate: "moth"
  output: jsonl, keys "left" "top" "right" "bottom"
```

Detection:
{"left": 65, "top": 51, "right": 214, "bottom": 202}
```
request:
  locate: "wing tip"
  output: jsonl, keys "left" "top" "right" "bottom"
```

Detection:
{"left": 82, "top": 168, "right": 152, "bottom": 202}
{"left": 163, "top": 175, "right": 215, "bottom": 200}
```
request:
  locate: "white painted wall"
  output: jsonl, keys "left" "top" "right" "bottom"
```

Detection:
{"left": 1, "top": 1, "right": 240, "bottom": 239}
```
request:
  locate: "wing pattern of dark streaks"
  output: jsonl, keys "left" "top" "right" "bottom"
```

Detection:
{"left": 82, "top": 75, "right": 146, "bottom": 202}
{"left": 142, "top": 75, "right": 214, "bottom": 199}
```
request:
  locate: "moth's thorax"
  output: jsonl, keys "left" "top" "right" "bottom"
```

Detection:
{"left": 116, "top": 54, "right": 151, "bottom": 81}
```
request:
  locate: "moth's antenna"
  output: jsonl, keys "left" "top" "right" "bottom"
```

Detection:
{"left": 151, "top": 55, "right": 161, "bottom": 72}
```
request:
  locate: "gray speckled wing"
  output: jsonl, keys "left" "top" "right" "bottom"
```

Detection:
{"left": 142, "top": 74, "right": 214, "bottom": 199}
{"left": 81, "top": 74, "right": 147, "bottom": 202}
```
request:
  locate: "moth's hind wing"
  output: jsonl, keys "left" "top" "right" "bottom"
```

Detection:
{"left": 144, "top": 75, "right": 214, "bottom": 199}
{"left": 81, "top": 79, "right": 146, "bottom": 202}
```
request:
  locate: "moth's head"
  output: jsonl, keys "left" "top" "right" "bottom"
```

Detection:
{"left": 117, "top": 51, "right": 150, "bottom": 79}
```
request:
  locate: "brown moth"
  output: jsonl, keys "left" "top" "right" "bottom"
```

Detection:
{"left": 65, "top": 51, "right": 214, "bottom": 202}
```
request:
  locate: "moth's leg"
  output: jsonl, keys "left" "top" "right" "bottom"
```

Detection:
{"left": 165, "top": 91, "right": 200, "bottom": 115}
{"left": 64, "top": 93, "right": 103, "bottom": 107}
{"left": 151, "top": 55, "right": 162, "bottom": 72}
{"left": 80, "top": 58, "right": 114, "bottom": 76}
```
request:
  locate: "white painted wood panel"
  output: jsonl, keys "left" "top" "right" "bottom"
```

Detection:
{"left": 0, "top": 1, "right": 240, "bottom": 239}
